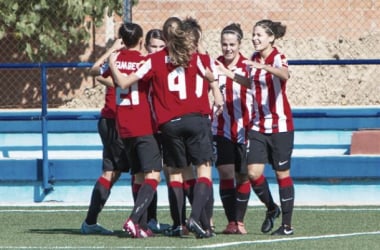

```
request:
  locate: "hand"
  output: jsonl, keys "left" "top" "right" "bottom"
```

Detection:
{"left": 110, "top": 38, "right": 125, "bottom": 52}
{"left": 215, "top": 59, "right": 228, "bottom": 76}
{"left": 243, "top": 59, "right": 266, "bottom": 69}
{"left": 214, "top": 103, "right": 223, "bottom": 116}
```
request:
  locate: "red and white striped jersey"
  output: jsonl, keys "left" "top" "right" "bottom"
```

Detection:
{"left": 212, "top": 53, "right": 253, "bottom": 144}
{"left": 105, "top": 49, "right": 157, "bottom": 138}
{"left": 249, "top": 47, "right": 294, "bottom": 133}
{"left": 135, "top": 48, "right": 212, "bottom": 126}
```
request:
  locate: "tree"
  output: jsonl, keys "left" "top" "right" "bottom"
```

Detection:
{"left": 0, "top": 0, "right": 138, "bottom": 61}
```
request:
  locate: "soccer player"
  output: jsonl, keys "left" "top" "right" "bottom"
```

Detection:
{"left": 80, "top": 38, "right": 128, "bottom": 235}
{"left": 217, "top": 19, "right": 295, "bottom": 236}
{"left": 108, "top": 16, "right": 223, "bottom": 238}
{"left": 212, "top": 23, "right": 253, "bottom": 235}
{"left": 109, "top": 22, "right": 163, "bottom": 239}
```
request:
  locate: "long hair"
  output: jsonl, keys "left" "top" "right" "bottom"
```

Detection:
{"left": 162, "top": 17, "right": 194, "bottom": 68}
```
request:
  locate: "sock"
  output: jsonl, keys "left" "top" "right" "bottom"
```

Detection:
{"left": 132, "top": 177, "right": 141, "bottom": 203}
{"left": 147, "top": 191, "right": 158, "bottom": 222}
{"left": 200, "top": 183, "right": 214, "bottom": 230}
{"left": 85, "top": 176, "right": 111, "bottom": 225}
{"left": 130, "top": 179, "right": 158, "bottom": 224}
{"left": 219, "top": 179, "right": 236, "bottom": 222}
{"left": 278, "top": 176, "right": 295, "bottom": 227}
{"left": 183, "top": 179, "right": 196, "bottom": 204}
{"left": 189, "top": 177, "right": 211, "bottom": 222}
{"left": 168, "top": 181, "right": 184, "bottom": 227}
{"left": 183, "top": 179, "right": 196, "bottom": 224}
{"left": 250, "top": 175, "right": 276, "bottom": 210}
{"left": 235, "top": 181, "right": 251, "bottom": 223}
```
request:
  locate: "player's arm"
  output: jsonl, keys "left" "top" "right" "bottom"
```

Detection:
{"left": 243, "top": 60, "right": 290, "bottom": 81}
{"left": 95, "top": 76, "right": 115, "bottom": 88}
{"left": 108, "top": 52, "right": 140, "bottom": 89}
{"left": 89, "top": 38, "right": 124, "bottom": 76}
{"left": 208, "top": 79, "right": 224, "bottom": 116}
{"left": 215, "top": 59, "right": 251, "bottom": 88}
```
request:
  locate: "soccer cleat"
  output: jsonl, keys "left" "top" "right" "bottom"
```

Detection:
{"left": 182, "top": 224, "right": 190, "bottom": 235}
{"left": 236, "top": 221, "right": 247, "bottom": 234}
{"left": 186, "top": 217, "right": 208, "bottom": 238}
{"left": 222, "top": 221, "right": 237, "bottom": 234}
{"left": 163, "top": 225, "right": 183, "bottom": 237}
{"left": 80, "top": 221, "right": 113, "bottom": 235}
{"left": 123, "top": 218, "right": 145, "bottom": 238}
{"left": 197, "top": 229, "right": 216, "bottom": 239}
{"left": 261, "top": 204, "right": 281, "bottom": 233}
{"left": 140, "top": 227, "right": 155, "bottom": 238}
{"left": 271, "top": 224, "right": 294, "bottom": 236}
{"left": 147, "top": 218, "right": 171, "bottom": 233}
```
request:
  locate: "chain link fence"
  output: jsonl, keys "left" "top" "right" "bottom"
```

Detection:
{"left": 1, "top": 0, "right": 379, "bottom": 109}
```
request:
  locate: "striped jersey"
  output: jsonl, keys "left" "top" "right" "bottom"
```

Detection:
{"left": 212, "top": 53, "right": 253, "bottom": 144}
{"left": 249, "top": 47, "right": 294, "bottom": 133}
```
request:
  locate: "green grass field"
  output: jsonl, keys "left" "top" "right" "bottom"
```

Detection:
{"left": 0, "top": 205, "right": 379, "bottom": 249}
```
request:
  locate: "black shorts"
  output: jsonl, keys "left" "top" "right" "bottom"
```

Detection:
{"left": 122, "top": 134, "right": 162, "bottom": 175}
{"left": 246, "top": 130, "right": 294, "bottom": 171}
{"left": 159, "top": 113, "right": 213, "bottom": 168}
{"left": 213, "top": 135, "right": 247, "bottom": 174}
{"left": 97, "top": 118, "right": 129, "bottom": 172}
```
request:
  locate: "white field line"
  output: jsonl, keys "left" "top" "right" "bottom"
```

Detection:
{"left": 0, "top": 231, "right": 379, "bottom": 249}
{"left": 189, "top": 231, "right": 380, "bottom": 249}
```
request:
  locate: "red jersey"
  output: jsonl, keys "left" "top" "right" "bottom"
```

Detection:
{"left": 108, "top": 49, "right": 157, "bottom": 137}
{"left": 249, "top": 47, "right": 294, "bottom": 133}
{"left": 99, "top": 63, "right": 116, "bottom": 119}
{"left": 212, "top": 53, "right": 253, "bottom": 144}
{"left": 135, "top": 48, "right": 211, "bottom": 126}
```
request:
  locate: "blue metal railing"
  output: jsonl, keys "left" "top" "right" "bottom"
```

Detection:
{"left": 0, "top": 59, "right": 379, "bottom": 192}
{"left": 0, "top": 62, "right": 92, "bottom": 192}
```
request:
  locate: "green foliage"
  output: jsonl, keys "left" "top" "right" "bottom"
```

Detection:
{"left": 0, "top": 0, "right": 138, "bottom": 61}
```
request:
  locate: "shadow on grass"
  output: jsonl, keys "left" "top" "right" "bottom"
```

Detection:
{"left": 28, "top": 229, "right": 128, "bottom": 237}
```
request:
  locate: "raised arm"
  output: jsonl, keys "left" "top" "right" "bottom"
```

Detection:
{"left": 108, "top": 52, "right": 141, "bottom": 89}
{"left": 89, "top": 38, "right": 124, "bottom": 76}
{"left": 95, "top": 76, "right": 115, "bottom": 88}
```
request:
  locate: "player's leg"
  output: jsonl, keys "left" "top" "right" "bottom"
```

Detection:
{"left": 247, "top": 130, "right": 280, "bottom": 234}
{"left": 270, "top": 131, "right": 295, "bottom": 236}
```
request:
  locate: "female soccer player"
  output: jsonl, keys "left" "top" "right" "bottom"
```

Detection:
{"left": 217, "top": 19, "right": 295, "bottom": 236}
{"left": 108, "top": 17, "right": 223, "bottom": 238}
{"left": 212, "top": 23, "right": 253, "bottom": 235}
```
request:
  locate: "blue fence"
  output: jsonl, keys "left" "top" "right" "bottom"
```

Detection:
{"left": 1, "top": 60, "right": 380, "bottom": 195}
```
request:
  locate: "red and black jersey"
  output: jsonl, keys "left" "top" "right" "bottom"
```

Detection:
{"left": 135, "top": 48, "right": 212, "bottom": 126}
{"left": 106, "top": 49, "right": 157, "bottom": 138}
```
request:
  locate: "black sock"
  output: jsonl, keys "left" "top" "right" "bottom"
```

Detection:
{"left": 130, "top": 179, "right": 157, "bottom": 224}
{"left": 85, "top": 177, "right": 111, "bottom": 225}
{"left": 168, "top": 181, "right": 184, "bottom": 227}
{"left": 235, "top": 181, "right": 251, "bottom": 223}
{"left": 219, "top": 179, "right": 236, "bottom": 222}
{"left": 251, "top": 175, "right": 276, "bottom": 210}
{"left": 278, "top": 177, "right": 295, "bottom": 227}
{"left": 189, "top": 178, "right": 211, "bottom": 222}
{"left": 147, "top": 192, "right": 158, "bottom": 222}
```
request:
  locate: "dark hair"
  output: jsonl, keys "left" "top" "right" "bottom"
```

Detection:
{"left": 221, "top": 23, "right": 243, "bottom": 43}
{"left": 145, "top": 29, "right": 164, "bottom": 46}
{"left": 118, "top": 22, "right": 143, "bottom": 48}
{"left": 255, "top": 19, "right": 286, "bottom": 41}
{"left": 182, "top": 17, "right": 202, "bottom": 47}
{"left": 162, "top": 16, "right": 194, "bottom": 68}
